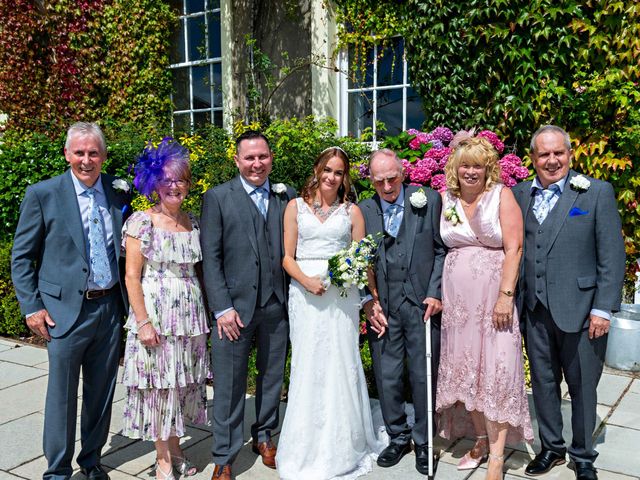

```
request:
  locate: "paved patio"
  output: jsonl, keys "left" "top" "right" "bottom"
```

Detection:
{"left": 0, "top": 337, "right": 638, "bottom": 480}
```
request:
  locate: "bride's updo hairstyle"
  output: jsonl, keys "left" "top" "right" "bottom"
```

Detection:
{"left": 445, "top": 137, "right": 501, "bottom": 197}
{"left": 301, "top": 147, "right": 354, "bottom": 204}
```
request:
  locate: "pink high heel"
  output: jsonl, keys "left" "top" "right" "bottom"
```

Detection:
{"left": 457, "top": 435, "right": 489, "bottom": 470}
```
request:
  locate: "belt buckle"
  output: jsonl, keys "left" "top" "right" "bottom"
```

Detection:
{"left": 85, "top": 289, "right": 106, "bottom": 300}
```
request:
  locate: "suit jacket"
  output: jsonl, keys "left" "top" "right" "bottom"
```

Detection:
{"left": 200, "top": 176, "right": 295, "bottom": 325}
{"left": 512, "top": 169, "right": 625, "bottom": 332}
{"left": 11, "top": 170, "right": 131, "bottom": 338}
{"left": 360, "top": 184, "right": 446, "bottom": 315}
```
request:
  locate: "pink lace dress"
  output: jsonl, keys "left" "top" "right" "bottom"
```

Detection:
{"left": 435, "top": 185, "right": 533, "bottom": 445}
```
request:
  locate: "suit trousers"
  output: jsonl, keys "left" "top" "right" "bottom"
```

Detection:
{"left": 43, "top": 289, "right": 123, "bottom": 480}
{"left": 210, "top": 295, "right": 288, "bottom": 465}
{"left": 525, "top": 302, "right": 606, "bottom": 464}
{"left": 368, "top": 298, "right": 440, "bottom": 447}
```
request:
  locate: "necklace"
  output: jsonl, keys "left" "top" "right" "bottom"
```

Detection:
{"left": 158, "top": 207, "right": 182, "bottom": 227}
{"left": 312, "top": 197, "right": 340, "bottom": 220}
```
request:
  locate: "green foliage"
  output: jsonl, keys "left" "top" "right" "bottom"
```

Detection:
{"left": 0, "top": 240, "right": 27, "bottom": 337}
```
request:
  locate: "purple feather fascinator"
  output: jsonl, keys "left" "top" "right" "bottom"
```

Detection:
{"left": 133, "top": 137, "right": 189, "bottom": 200}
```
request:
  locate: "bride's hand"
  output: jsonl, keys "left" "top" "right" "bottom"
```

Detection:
{"left": 304, "top": 275, "right": 327, "bottom": 296}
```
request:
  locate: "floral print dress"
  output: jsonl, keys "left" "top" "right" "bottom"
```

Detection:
{"left": 121, "top": 211, "right": 211, "bottom": 441}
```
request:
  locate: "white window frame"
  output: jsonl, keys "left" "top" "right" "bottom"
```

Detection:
{"left": 169, "top": 0, "right": 223, "bottom": 131}
{"left": 338, "top": 37, "right": 419, "bottom": 145}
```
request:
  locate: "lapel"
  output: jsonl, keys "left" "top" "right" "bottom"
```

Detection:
{"left": 545, "top": 170, "right": 579, "bottom": 255}
{"left": 102, "top": 175, "right": 124, "bottom": 262}
{"left": 517, "top": 181, "right": 534, "bottom": 217}
{"left": 371, "top": 194, "right": 387, "bottom": 275}
{"left": 403, "top": 186, "right": 419, "bottom": 267}
{"left": 58, "top": 170, "right": 87, "bottom": 261}
{"left": 230, "top": 176, "right": 259, "bottom": 258}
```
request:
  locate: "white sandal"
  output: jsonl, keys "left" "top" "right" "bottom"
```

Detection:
{"left": 155, "top": 460, "right": 176, "bottom": 480}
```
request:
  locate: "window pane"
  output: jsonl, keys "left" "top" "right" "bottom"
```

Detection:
{"left": 208, "top": 0, "right": 220, "bottom": 8}
{"left": 169, "top": 18, "right": 186, "bottom": 64}
{"left": 406, "top": 87, "right": 426, "bottom": 131}
{"left": 187, "top": 16, "right": 206, "bottom": 61}
{"left": 376, "top": 88, "right": 403, "bottom": 137}
{"left": 173, "top": 113, "right": 191, "bottom": 134}
{"left": 186, "top": 0, "right": 205, "bottom": 14}
{"left": 212, "top": 63, "right": 222, "bottom": 107}
{"left": 213, "top": 110, "right": 223, "bottom": 127}
{"left": 192, "top": 65, "right": 212, "bottom": 109}
{"left": 348, "top": 45, "right": 374, "bottom": 89}
{"left": 171, "top": 67, "right": 190, "bottom": 110}
{"left": 377, "top": 38, "right": 404, "bottom": 87}
{"left": 208, "top": 11, "right": 221, "bottom": 58}
{"left": 193, "top": 110, "right": 211, "bottom": 129}
{"left": 348, "top": 91, "right": 373, "bottom": 137}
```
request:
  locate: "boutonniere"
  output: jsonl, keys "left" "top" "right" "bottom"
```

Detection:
{"left": 112, "top": 178, "right": 130, "bottom": 193}
{"left": 409, "top": 188, "right": 428, "bottom": 208}
{"left": 444, "top": 205, "right": 462, "bottom": 225}
{"left": 272, "top": 183, "right": 287, "bottom": 194}
{"left": 569, "top": 175, "right": 590, "bottom": 192}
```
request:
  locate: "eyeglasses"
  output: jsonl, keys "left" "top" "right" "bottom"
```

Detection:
{"left": 158, "top": 178, "right": 188, "bottom": 187}
{"left": 372, "top": 175, "right": 402, "bottom": 187}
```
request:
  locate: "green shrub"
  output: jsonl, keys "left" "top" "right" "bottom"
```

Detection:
{"left": 0, "top": 240, "right": 26, "bottom": 337}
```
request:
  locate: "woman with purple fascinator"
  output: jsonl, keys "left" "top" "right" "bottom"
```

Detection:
{"left": 120, "top": 138, "right": 211, "bottom": 480}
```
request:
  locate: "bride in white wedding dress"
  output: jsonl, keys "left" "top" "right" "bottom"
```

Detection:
{"left": 276, "top": 147, "right": 387, "bottom": 480}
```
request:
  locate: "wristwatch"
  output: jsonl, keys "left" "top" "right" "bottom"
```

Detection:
{"left": 500, "top": 289, "right": 514, "bottom": 297}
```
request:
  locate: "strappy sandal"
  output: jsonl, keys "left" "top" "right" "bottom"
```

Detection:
{"left": 155, "top": 460, "right": 176, "bottom": 480}
{"left": 457, "top": 435, "right": 489, "bottom": 470}
{"left": 172, "top": 454, "right": 197, "bottom": 477}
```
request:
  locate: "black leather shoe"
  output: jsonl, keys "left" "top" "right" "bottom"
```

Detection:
{"left": 525, "top": 450, "right": 566, "bottom": 476}
{"left": 574, "top": 462, "right": 598, "bottom": 480}
{"left": 414, "top": 443, "right": 433, "bottom": 475}
{"left": 80, "top": 464, "right": 110, "bottom": 480}
{"left": 377, "top": 442, "right": 411, "bottom": 467}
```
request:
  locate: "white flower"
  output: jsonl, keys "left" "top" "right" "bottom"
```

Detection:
{"left": 444, "top": 206, "right": 462, "bottom": 225}
{"left": 410, "top": 188, "right": 428, "bottom": 208}
{"left": 112, "top": 179, "right": 129, "bottom": 193}
{"left": 570, "top": 175, "right": 591, "bottom": 192}
{"left": 272, "top": 183, "right": 287, "bottom": 194}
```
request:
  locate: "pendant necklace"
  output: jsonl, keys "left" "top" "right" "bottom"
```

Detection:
{"left": 312, "top": 197, "right": 340, "bottom": 220}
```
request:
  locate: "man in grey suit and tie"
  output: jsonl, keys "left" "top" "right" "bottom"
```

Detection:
{"left": 200, "top": 131, "right": 295, "bottom": 480}
{"left": 11, "top": 122, "right": 131, "bottom": 480}
{"left": 512, "top": 125, "right": 625, "bottom": 480}
{"left": 359, "top": 148, "right": 446, "bottom": 476}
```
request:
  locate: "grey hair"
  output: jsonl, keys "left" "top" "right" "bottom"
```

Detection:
{"left": 65, "top": 122, "right": 106, "bottom": 154}
{"left": 530, "top": 125, "right": 571, "bottom": 153}
{"left": 368, "top": 148, "right": 404, "bottom": 172}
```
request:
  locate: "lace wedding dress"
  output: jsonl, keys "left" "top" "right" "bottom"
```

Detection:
{"left": 276, "top": 198, "right": 386, "bottom": 480}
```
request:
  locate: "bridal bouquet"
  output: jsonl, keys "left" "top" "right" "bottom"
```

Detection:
{"left": 327, "top": 234, "right": 380, "bottom": 297}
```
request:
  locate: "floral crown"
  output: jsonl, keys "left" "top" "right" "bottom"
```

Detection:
{"left": 133, "top": 137, "right": 189, "bottom": 200}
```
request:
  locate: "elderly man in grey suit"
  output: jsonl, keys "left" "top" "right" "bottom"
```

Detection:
{"left": 512, "top": 125, "right": 625, "bottom": 480}
{"left": 359, "top": 148, "right": 446, "bottom": 476}
{"left": 200, "top": 131, "right": 295, "bottom": 480}
{"left": 11, "top": 122, "right": 131, "bottom": 480}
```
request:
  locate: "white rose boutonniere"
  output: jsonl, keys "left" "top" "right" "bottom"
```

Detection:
{"left": 272, "top": 183, "right": 287, "bottom": 194}
{"left": 444, "top": 206, "right": 462, "bottom": 225}
{"left": 112, "top": 179, "right": 130, "bottom": 193}
{"left": 569, "top": 175, "right": 591, "bottom": 192}
{"left": 409, "top": 188, "right": 428, "bottom": 208}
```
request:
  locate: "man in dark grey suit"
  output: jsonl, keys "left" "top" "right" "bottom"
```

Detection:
{"left": 200, "top": 131, "right": 295, "bottom": 480}
{"left": 512, "top": 125, "right": 625, "bottom": 480}
{"left": 11, "top": 122, "right": 131, "bottom": 480}
{"left": 360, "top": 148, "right": 446, "bottom": 476}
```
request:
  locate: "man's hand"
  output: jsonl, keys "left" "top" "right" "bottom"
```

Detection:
{"left": 589, "top": 314, "right": 610, "bottom": 339}
{"left": 363, "top": 300, "right": 387, "bottom": 338}
{"left": 422, "top": 297, "right": 442, "bottom": 321}
{"left": 26, "top": 309, "right": 55, "bottom": 341}
{"left": 217, "top": 309, "right": 245, "bottom": 341}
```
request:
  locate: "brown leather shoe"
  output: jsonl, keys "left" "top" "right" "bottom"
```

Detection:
{"left": 211, "top": 464, "right": 232, "bottom": 480}
{"left": 252, "top": 439, "right": 277, "bottom": 469}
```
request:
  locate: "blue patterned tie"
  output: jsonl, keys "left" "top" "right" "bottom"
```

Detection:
{"left": 253, "top": 187, "right": 268, "bottom": 219}
{"left": 534, "top": 185, "right": 559, "bottom": 224}
{"left": 86, "top": 188, "right": 112, "bottom": 288}
{"left": 385, "top": 204, "right": 402, "bottom": 237}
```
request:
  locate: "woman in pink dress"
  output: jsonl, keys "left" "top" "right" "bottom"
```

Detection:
{"left": 436, "top": 137, "right": 533, "bottom": 480}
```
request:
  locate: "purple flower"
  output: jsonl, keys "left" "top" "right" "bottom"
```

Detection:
{"left": 357, "top": 163, "right": 369, "bottom": 178}
{"left": 406, "top": 128, "right": 420, "bottom": 135}
{"left": 430, "top": 127, "right": 454, "bottom": 144}
{"left": 430, "top": 173, "right": 447, "bottom": 192}
{"left": 424, "top": 147, "right": 452, "bottom": 168}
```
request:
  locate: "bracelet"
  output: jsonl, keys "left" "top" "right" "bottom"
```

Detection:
{"left": 136, "top": 318, "right": 151, "bottom": 329}
{"left": 500, "top": 289, "right": 515, "bottom": 297}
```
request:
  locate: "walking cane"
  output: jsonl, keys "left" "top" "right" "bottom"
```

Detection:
{"left": 425, "top": 316, "right": 434, "bottom": 478}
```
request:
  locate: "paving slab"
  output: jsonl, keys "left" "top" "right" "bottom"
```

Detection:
{"left": 0, "top": 412, "right": 45, "bottom": 470}
{"left": 607, "top": 392, "right": 640, "bottom": 431}
{"left": 0, "top": 376, "right": 48, "bottom": 425}
{"left": 33, "top": 361, "right": 49, "bottom": 371}
{"left": 0, "top": 471, "right": 23, "bottom": 479}
{"left": 629, "top": 379, "right": 640, "bottom": 395}
{"left": 0, "top": 361, "right": 47, "bottom": 390}
{"left": 0, "top": 344, "right": 49, "bottom": 366}
{"left": 597, "top": 373, "right": 633, "bottom": 406}
{"left": 595, "top": 423, "right": 640, "bottom": 476}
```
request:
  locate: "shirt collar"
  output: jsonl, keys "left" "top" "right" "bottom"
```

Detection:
{"left": 530, "top": 174, "right": 568, "bottom": 194}
{"left": 380, "top": 186, "right": 405, "bottom": 212}
{"left": 71, "top": 171, "right": 104, "bottom": 197}
{"left": 240, "top": 175, "right": 270, "bottom": 195}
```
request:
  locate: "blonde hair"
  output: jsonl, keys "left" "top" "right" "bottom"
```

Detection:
{"left": 445, "top": 137, "right": 501, "bottom": 197}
